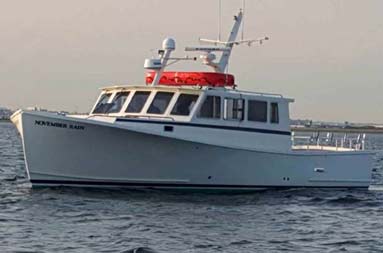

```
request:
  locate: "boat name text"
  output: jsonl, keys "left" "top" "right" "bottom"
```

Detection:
{"left": 35, "top": 120, "right": 85, "bottom": 130}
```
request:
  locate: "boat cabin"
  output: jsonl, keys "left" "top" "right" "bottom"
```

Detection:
{"left": 90, "top": 85, "right": 294, "bottom": 134}
{"left": 86, "top": 15, "right": 295, "bottom": 152}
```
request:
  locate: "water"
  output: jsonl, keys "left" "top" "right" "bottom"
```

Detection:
{"left": 1, "top": 121, "right": 383, "bottom": 253}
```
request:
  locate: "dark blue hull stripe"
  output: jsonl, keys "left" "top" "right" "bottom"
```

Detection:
{"left": 30, "top": 180, "right": 367, "bottom": 189}
{"left": 115, "top": 118, "right": 291, "bottom": 136}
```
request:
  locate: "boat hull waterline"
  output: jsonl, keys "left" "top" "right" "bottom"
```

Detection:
{"left": 12, "top": 110, "right": 374, "bottom": 189}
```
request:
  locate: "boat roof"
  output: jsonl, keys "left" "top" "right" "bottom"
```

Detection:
{"left": 101, "top": 84, "right": 202, "bottom": 93}
{"left": 101, "top": 84, "right": 294, "bottom": 102}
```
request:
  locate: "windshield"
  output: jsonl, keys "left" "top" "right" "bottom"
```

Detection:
{"left": 108, "top": 92, "right": 130, "bottom": 113}
{"left": 147, "top": 92, "right": 174, "bottom": 114}
{"left": 126, "top": 91, "right": 151, "bottom": 113}
{"left": 92, "top": 93, "right": 112, "bottom": 114}
{"left": 92, "top": 92, "right": 130, "bottom": 114}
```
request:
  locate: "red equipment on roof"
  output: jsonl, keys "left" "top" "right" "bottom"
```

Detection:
{"left": 145, "top": 72, "right": 235, "bottom": 87}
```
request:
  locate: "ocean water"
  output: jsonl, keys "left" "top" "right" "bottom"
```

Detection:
{"left": 1, "top": 121, "right": 383, "bottom": 253}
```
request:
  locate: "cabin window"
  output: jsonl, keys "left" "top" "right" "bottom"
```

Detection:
{"left": 248, "top": 100, "right": 267, "bottom": 122}
{"left": 126, "top": 91, "right": 151, "bottom": 113}
{"left": 171, "top": 94, "right": 199, "bottom": 116}
{"left": 198, "top": 96, "right": 221, "bottom": 119}
{"left": 270, "top": 102, "right": 279, "bottom": 124}
{"left": 224, "top": 98, "right": 244, "bottom": 120}
{"left": 147, "top": 92, "right": 174, "bottom": 114}
{"left": 92, "top": 93, "right": 112, "bottom": 114}
{"left": 107, "top": 92, "right": 130, "bottom": 113}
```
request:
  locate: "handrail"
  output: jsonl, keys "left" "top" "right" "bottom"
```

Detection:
{"left": 228, "top": 88, "right": 284, "bottom": 98}
{"left": 291, "top": 131, "right": 366, "bottom": 151}
{"left": 129, "top": 115, "right": 176, "bottom": 121}
{"left": 87, "top": 114, "right": 176, "bottom": 122}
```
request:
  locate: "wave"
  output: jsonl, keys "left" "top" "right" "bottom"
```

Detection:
{"left": 121, "top": 248, "right": 159, "bottom": 253}
{"left": 326, "top": 195, "right": 365, "bottom": 204}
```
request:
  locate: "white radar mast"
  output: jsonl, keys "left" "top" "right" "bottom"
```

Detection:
{"left": 144, "top": 38, "right": 175, "bottom": 86}
{"left": 186, "top": 9, "right": 269, "bottom": 73}
{"left": 144, "top": 38, "right": 196, "bottom": 86}
{"left": 143, "top": 9, "right": 269, "bottom": 86}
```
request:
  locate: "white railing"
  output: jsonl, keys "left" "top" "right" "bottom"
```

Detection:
{"left": 292, "top": 132, "right": 366, "bottom": 151}
{"left": 230, "top": 88, "right": 284, "bottom": 98}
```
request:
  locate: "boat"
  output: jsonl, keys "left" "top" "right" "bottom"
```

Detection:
{"left": 11, "top": 10, "right": 374, "bottom": 189}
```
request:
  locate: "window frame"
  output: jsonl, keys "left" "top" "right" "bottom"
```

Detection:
{"left": 170, "top": 93, "right": 200, "bottom": 116}
{"left": 125, "top": 91, "right": 152, "bottom": 114}
{"left": 197, "top": 95, "right": 222, "bottom": 119}
{"left": 247, "top": 99, "right": 268, "bottom": 123}
{"left": 270, "top": 102, "right": 279, "bottom": 124}
{"left": 146, "top": 91, "right": 175, "bottom": 115}
{"left": 92, "top": 92, "right": 113, "bottom": 114}
{"left": 107, "top": 91, "right": 131, "bottom": 114}
{"left": 223, "top": 97, "right": 245, "bottom": 121}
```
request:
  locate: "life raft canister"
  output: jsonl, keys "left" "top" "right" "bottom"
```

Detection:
{"left": 145, "top": 72, "right": 235, "bottom": 87}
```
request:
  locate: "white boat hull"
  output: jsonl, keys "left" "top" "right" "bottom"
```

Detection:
{"left": 12, "top": 110, "right": 374, "bottom": 189}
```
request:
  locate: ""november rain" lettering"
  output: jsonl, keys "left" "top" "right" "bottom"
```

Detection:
{"left": 34, "top": 120, "right": 85, "bottom": 130}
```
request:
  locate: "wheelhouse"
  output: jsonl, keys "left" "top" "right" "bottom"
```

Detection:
{"left": 91, "top": 86, "right": 201, "bottom": 120}
{"left": 90, "top": 85, "right": 294, "bottom": 133}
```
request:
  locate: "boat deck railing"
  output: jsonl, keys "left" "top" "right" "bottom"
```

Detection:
{"left": 291, "top": 132, "right": 366, "bottom": 151}
{"left": 227, "top": 88, "right": 285, "bottom": 99}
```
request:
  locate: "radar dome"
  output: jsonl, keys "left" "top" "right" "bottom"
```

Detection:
{"left": 162, "top": 37, "right": 176, "bottom": 50}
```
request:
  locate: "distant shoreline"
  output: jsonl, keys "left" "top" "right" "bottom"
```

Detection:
{"left": 291, "top": 126, "right": 383, "bottom": 134}
{"left": 0, "top": 119, "right": 10, "bottom": 122}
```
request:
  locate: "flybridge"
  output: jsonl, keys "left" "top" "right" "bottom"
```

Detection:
{"left": 144, "top": 10, "right": 269, "bottom": 87}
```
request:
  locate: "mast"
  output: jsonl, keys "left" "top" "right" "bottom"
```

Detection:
{"left": 187, "top": 9, "right": 268, "bottom": 73}
{"left": 217, "top": 11, "right": 243, "bottom": 73}
{"left": 144, "top": 38, "right": 176, "bottom": 86}
{"left": 143, "top": 9, "right": 269, "bottom": 85}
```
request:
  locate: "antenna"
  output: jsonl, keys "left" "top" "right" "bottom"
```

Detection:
{"left": 185, "top": 8, "right": 269, "bottom": 73}
{"left": 218, "top": 0, "right": 222, "bottom": 41}
{"left": 241, "top": 0, "right": 245, "bottom": 41}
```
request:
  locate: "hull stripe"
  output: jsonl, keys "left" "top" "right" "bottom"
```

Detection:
{"left": 115, "top": 118, "right": 291, "bottom": 136}
{"left": 30, "top": 179, "right": 368, "bottom": 189}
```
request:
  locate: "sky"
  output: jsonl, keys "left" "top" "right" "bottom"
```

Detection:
{"left": 0, "top": 0, "right": 382, "bottom": 123}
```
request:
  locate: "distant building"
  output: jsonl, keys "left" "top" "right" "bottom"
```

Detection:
{"left": 0, "top": 107, "right": 13, "bottom": 120}
{"left": 290, "top": 119, "right": 313, "bottom": 127}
